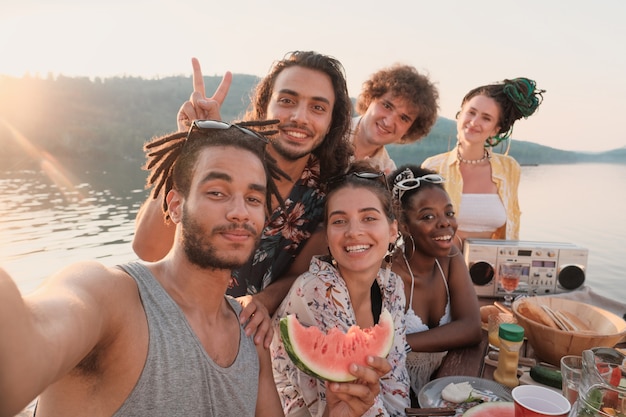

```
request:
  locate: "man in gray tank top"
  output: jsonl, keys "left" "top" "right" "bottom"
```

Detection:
{"left": 0, "top": 122, "right": 389, "bottom": 417}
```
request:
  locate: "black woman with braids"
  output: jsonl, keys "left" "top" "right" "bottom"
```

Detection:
{"left": 422, "top": 77, "right": 545, "bottom": 243}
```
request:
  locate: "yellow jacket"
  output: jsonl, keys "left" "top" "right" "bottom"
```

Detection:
{"left": 422, "top": 146, "right": 521, "bottom": 240}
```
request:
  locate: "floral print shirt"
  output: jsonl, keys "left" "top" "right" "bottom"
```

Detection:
{"left": 228, "top": 156, "right": 325, "bottom": 297}
{"left": 270, "top": 256, "right": 410, "bottom": 417}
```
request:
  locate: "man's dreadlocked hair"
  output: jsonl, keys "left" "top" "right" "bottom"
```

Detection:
{"left": 143, "top": 120, "right": 287, "bottom": 221}
{"left": 243, "top": 50, "right": 353, "bottom": 181}
{"left": 460, "top": 77, "right": 545, "bottom": 147}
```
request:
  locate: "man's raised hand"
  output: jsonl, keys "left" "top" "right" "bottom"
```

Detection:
{"left": 176, "top": 57, "right": 233, "bottom": 132}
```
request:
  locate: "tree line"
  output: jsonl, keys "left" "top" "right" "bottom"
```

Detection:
{"left": 1, "top": 74, "right": 624, "bottom": 171}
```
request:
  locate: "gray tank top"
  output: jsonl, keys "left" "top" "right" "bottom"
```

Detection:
{"left": 113, "top": 261, "right": 259, "bottom": 416}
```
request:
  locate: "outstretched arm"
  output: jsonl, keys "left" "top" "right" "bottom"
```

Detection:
{"left": 0, "top": 263, "right": 125, "bottom": 417}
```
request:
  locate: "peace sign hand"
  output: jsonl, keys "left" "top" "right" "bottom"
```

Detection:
{"left": 176, "top": 57, "right": 233, "bottom": 132}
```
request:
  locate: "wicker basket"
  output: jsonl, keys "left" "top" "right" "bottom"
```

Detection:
{"left": 511, "top": 296, "right": 626, "bottom": 366}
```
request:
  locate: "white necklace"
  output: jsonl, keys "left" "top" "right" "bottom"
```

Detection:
{"left": 457, "top": 148, "right": 490, "bottom": 164}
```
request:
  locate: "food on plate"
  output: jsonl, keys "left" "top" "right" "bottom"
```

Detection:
{"left": 441, "top": 381, "right": 475, "bottom": 403}
{"left": 480, "top": 305, "right": 501, "bottom": 325}
{"left": 462, "top": 401, "right": 514, "bottom": 417}
{"left": 516, "top": 299, "right": 559, "bottom": 328}
{"left": 279, "top": 308, "right": 394, "bottom": 382}
{"left": 529, "top": 365, "right": 563, "bottom": 389}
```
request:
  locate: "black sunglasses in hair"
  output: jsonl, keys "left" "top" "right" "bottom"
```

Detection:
{"left": 188, "top": 120, "right": 269, "bottom": 144}
{"left": 326, "top": 171, "right": 389, "bottom": 191}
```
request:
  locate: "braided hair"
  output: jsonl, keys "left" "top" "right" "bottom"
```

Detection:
{"left": 461, "top": 77, "right": 545, "bottom": 146}
{"left": 143, "top": 120, "right": 287, "bottom": 221}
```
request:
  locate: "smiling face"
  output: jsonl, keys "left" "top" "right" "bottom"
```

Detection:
{"left": 168, "top": 146, "right": 267, "bottom": 270}
{"left": 456, "top": 94, "right": 501, "bottom": 146}
{"left": 265, "top": 66, "right": 335, "bottom": 162}
{"left": 402, "top": 187, "right": 457, "bottom": 258}
{"left": 325, "top": 185, "right": 398, "bottom": 280}
{"left": 358, "top": 92, "right": 419, "bottom": 147}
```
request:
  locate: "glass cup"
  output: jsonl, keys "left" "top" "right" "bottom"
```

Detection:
{"left": 512, "top": 385, "right": 571, "bottom": 417}
{"left": 560, "top": 355, "right": 583, "bottom": 405}
{"left": 488, "top": 312, "right": 517, "bottom": 350}
{"left": 499, "top": 262, "right": 524, "bottom": 306}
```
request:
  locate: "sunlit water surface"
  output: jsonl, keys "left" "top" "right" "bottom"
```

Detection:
{"left": 1, "top": 162, "right": 625, "bottom": 304}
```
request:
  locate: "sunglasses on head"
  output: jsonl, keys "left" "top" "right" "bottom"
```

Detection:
{"left": 188, "top": 120, "right": 269, "bottom": 144}
{"left": 326, "top": 171, "right": 389, "bottom": 191}
{"left": 394, "top": 173, "right": 444, "bottom": 190}
{"left": 393, "top": 173, "right": 445, "bottom": 201}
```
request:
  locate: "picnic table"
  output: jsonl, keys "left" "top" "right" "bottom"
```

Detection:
{"left": 434, "top": 299, "right": 626, "bottom": 381}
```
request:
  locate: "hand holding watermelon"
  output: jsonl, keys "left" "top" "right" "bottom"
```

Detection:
{"left": 324, "top": 356, "right": 392, "bottom": 417}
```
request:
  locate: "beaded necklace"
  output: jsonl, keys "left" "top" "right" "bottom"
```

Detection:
{"left": 457, "top": 148, "right": 490, "bottom": 164}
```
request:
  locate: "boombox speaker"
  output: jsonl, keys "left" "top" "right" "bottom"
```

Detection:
{"left": 464, "top": 239, "right": 588, "bottom": 298}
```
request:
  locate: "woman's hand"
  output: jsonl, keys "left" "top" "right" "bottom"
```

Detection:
{"left": 324, "top": 356, "right": 391, "bottom": 417}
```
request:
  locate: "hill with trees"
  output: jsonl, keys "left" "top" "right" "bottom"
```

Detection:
{"left": 1, "top": 74, "right": 624, "bottom": 169}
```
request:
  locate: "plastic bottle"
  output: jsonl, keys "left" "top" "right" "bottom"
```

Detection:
{"left": 493, "top": 323, "right": 525, "bottom": 388}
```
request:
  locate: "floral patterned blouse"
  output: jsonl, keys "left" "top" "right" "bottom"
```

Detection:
{"left": 228, "top": 155, "right": 325, "bottom": 297}
{"left": 270, "top": 256, "right": 410, "bottom": 417}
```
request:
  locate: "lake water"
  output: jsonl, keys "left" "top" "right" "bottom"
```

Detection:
{"left": 1, "top": 161, "right": 625, "bottom": 304}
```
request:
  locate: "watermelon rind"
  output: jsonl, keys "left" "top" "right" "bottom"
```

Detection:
{"left": 279, "top": 308, "right": 394, "bottom": 382}
{"left": 462, "top": 401, "right": 514, "bottom": 417}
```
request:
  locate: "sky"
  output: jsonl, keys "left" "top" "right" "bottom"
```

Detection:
{"left": 1, "top": 0, "right": 625, "bottom": 152}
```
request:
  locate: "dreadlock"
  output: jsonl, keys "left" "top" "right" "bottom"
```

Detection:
{"left": 143, "top": 119, "right": 287, "bottom": 221}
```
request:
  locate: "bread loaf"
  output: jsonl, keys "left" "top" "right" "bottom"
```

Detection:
{"left": 480, "top": 305, "right": 501, "bottom": 324}
{"left": 517, "top": 300, "right": 559, "bottom": 329}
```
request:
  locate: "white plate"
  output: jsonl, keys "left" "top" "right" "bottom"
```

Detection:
{"left": 418, "top": 376, "right": 513, "bottom": 416}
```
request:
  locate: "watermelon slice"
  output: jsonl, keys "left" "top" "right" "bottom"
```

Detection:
{"left": 463, "top": 401, "right": 514, "bottom": 417}
{"left": 279, "top": 308, "right": 395, "bottom": 382}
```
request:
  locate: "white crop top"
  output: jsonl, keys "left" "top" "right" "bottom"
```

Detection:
{"left": 456, "top": 194, "right": 507, "bottom": 233}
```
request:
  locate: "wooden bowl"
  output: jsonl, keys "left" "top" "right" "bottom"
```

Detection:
{"left": 511, "top": 296, "right": 626, "bottom": 366}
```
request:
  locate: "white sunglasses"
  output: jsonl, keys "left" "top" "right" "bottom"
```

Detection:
{"left": 392, "top": 173, "right": 445, "bottom": 201}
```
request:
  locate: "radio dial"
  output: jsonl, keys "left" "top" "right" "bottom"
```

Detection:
{"left": 536, "top": 250, "right": 543, "bottom": 256}
{"left": 548, "top": 251, "right": 556, "bottom": 257}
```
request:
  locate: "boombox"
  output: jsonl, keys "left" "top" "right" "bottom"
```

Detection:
{"left": 464, "top": 239, "right": 588, "bottom": 298}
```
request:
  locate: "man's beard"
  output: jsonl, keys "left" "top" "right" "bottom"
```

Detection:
{"left": 269, "top": 132, "right": 324, "bottom": 162}
{"left": 181, "top": 208, "right": 258, "bottom": 270}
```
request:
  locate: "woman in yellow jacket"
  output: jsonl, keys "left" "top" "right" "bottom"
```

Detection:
{"left": 422, "top": 78, "right": 544, "bottom": 243}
